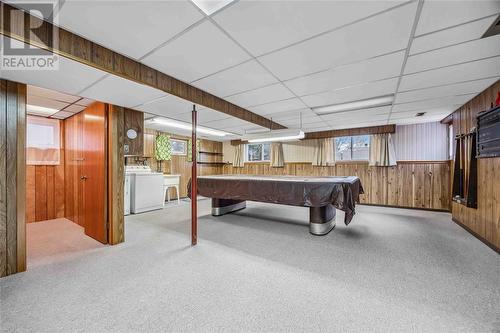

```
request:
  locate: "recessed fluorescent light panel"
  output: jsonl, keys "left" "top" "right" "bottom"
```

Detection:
{"left": 313, "top": 95, "right": 395, "bottom": 115}
{"left": 243, "top": 129, "right": 305, "bottom": 143}
{"left": 149, "top": 117, "right": 230, "bottom": 137}
{"left": 26, "top": 104, "right": 59, "bottom": 117}
{"left": 191, "top": 0, "right": 235, "bottom": 16}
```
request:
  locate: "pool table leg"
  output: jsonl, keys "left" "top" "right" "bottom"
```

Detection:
{"left": 212, "top": 198, "right": 246, "bottom": 216}
{"left": 309, "top": 205, "right": 336, "bottom": 236}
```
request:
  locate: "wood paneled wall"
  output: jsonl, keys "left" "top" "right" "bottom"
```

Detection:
{"left": 25, "top": 121, "right": 65, "bottom": 223}
{"left": 140, "top": 129, "right": 223, "bottom": 198}
{"left": 222, "top": 161, "right": 451, "bottom": 211}
{"left": 449, "top": 80, "right": 500, "bottom": 252}
{"left": 123, "top": 108, "right": 143, "bottom": 156}
{"left": 0, "top": 79, "right": 26, "bottom": 277}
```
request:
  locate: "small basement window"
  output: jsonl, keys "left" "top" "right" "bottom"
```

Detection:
{"left": 171, "top": 139, "right": 187, "bottom": 155}
{"left": 26, "top": 116, "right": 60, "bottom": 165}
{"left": 335, "top": 135, "right": 370, "bottom": 161}
{"left": 246, "top": 143, "right": 270, "bottom": 162}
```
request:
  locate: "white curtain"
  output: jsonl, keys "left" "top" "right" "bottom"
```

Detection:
{"left": 233, "top": 144, "right": 244, "bottom": 168}
{"left": 312, "top": 138, "right": 335, "bottom": 166}
{"left": 270, "top": 142, "right": 284, "bottom": 167}
{"left": 369, "top": 133, "right": 397, "bottom": 166}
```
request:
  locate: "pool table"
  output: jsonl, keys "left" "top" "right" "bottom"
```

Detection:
{"left": 190, "top": 175, "right": 363, "bottom": 236}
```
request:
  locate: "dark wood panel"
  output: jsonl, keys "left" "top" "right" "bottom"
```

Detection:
{"left": 0, "top": 80, "right": 6, "bottom": 277}
{"left": 108, "top": 105, "right": 125, "bottom": 245}
{"left": 450, "top": 79, "right": 500, "bottom": 252}
{"left": 222, "top": 161, "right": 451, "bottom": 211}
{"left": 124, "top": 108, "right": 143, "bottom": 156}
{"left": 0, "top": 79, "right": 26, "bottom": 277}
{"left": 304, "top": 124, "right": 396, "bottom": 140}
{"left": 0, "top": 3, "right": 285, "bottom": 130}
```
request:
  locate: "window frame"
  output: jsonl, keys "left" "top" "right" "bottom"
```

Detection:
{"left": 245, "top": 143, "right": 271, "bottom": 163}
{"left": 170, "top": 138, "right": 188, "bottom": 156}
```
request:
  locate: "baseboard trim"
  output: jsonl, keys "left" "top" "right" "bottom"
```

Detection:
{"left": 359, "top": 203, "right": 450, "bottom": 213}
{"left": 452, "top": 217, "right": 500, "bottom": 254}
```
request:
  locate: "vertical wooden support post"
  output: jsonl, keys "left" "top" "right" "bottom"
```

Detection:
{"left": 191, "top": 105, "right": 197, "bottom": 246}
{"left": 0, "top": 79, "right": 26, "bottom": 277}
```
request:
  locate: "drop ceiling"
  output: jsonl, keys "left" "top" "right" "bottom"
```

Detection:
{"left": 4, "top": 0, "right": 500, "bottom": 137}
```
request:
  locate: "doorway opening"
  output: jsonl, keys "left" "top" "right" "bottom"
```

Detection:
{"left": 25, "top": 85, "right": 111, "bottom": 267}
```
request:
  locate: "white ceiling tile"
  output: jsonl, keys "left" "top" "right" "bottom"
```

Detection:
{"left": 415, "top": 1, "right": 500, "bottom": 36}
{"left": 302, "top": 78, "right": 399, "bottom": 108}
{"left": 399, "top": 56, "right": 500, "bottom": 92}
{"left": 51, "top": 110, "right": 76, "bottom": 119}
{"left": 214, "top": 0, "right": 405, "bottom": 56}
{"left": 192, "top": 60, "right": 277, "bottom": 97}
{"left": 27, "top": 95, "right": 69, "bottom": 111}
{"left": 28, "top": 85, "right": 80, "bottom": 104}
{"left": 205, "top": 117, "right": 255, "bottom": 130}
{"left": 395, "top": 77, "right": 499, "bottom": 104}
{"left": 392, "top": 94, "right": 475, "bottom": 113}
{"left": 410, "top": 16, "right": 498, "bottom": 55}
{"left": 405, "top": 34, "right": 500, "bottom": 74}
{"left": 319, "top": 106, "right": 392, "bottom": 122}
{"left": 225, "top": 83, "right": 294, "bottom": 108}
{"left": 249, "top": 98, "right": 307, "bottom": 116}
{"left": 56, "top": 1, "right": 204, "bottom": 60}
{"left": 267, "top": 108, "right": 317, "bottom": 122}
{"left": 75, "top": 98, "right": 94, "bottom": 107}
{"left": 64, "top": 104, "right": 86, "bottom": 113}
{"left": 197, "top": 108, "right": 232, "bottom": 124}
{"left": 142, "top": 20, "right": 251, "bottom": 82}
{"left": 390, "top": 114, "right": 451, "bottom": 125}
{"left": 258, "top": 2, "right": 417, "bottom": 81}
{"left": 285, "top": 51, "right": 404, "bottom": 97}
{"left": 80, "top": 75, "right": 166, "bottom": 108}
{"left": 136, "top": 94, "right": 196, "bottom": 118}
{"left": 327, "top": 119, "right": 390, "bottom": 130}
{"left": 1, "top": 38, "right": 107, "bottom": 95}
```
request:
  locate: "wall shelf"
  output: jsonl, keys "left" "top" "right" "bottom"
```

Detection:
{"left": 197, "top": 162, "right": 227, "bottom": 165}
{"left": 199, "top": 151, "right": 223, "bottom": 155}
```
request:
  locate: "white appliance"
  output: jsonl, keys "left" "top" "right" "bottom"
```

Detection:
{"left": 126, "top": 166, "right": 164, "bottom": 214}
{"left": 124, "top": 174, "right": 131, "bottom": 215}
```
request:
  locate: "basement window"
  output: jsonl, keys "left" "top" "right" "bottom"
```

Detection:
{"left": 171, "top": 139, "right": 187, "bottom": 156}
{"left": 26, "top": 116, "right": 61, "bottom": 165}
{"left": 335, "top": 135, "right": 370, "bottom": 161}
{"left": 246, "top": 143, "right": 271, "bottom": 162}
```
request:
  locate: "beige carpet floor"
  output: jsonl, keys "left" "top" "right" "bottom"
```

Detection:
{"left": 1, "top": 200, "right": 499, "bottom": 332}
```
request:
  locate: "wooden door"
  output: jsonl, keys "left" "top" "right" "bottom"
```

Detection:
{"left": 82, "top": 102, "right": 107, "bottom": 244}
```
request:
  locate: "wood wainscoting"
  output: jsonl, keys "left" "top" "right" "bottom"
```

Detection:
{"left": 446, "top": 80, "right": 500, "bottom": 252}
{"left": 222, "top": 161, "right": 451, "bottom": 211}
{"left": 25, "top": 121, "right": 65, "bottom": 223}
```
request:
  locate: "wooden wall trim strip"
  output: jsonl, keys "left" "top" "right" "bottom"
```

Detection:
{"left": 304, "top": 124, "right": 396, "bottom": 140}
{"left": 0, "top": 2, "right": 285, "bottom": 130}
{"left": 15, "top": 83, "right": 25, "bottom": 272}
{"left": 107, "top": 105, "right": 125, "bottom": 245}
{"left": 0, "top": 79, "right": 26, "bottom": 277}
